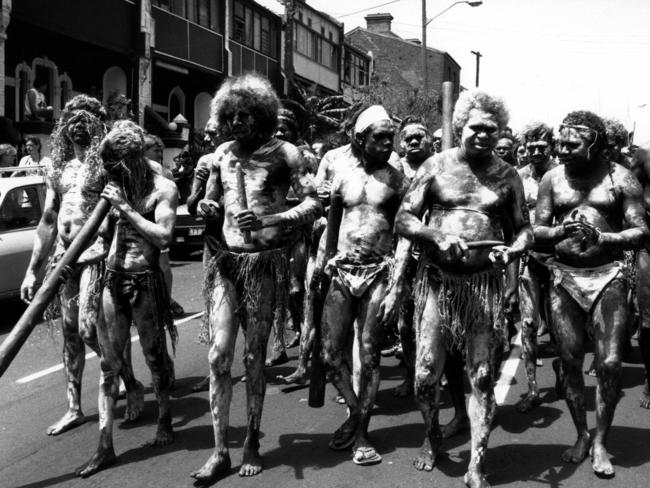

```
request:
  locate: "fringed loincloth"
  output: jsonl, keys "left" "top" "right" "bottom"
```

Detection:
{"left": 43, "top": 252, "right": 105, "bottom": 330}
{"left": 547, "top": 259, "right": 624, "bottom": 315}
{"left": 325, "top": 254, "right": 394, "bottom": 298}
{"left": 201, "top": 246, "right": 290, "bottom": 343}
{"left": 104, "top": 267, "right": 177, "bottom": 354}
{"left": 414, "top": 261, "right": 507, "bottom": 351}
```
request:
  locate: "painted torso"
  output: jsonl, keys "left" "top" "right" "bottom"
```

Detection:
{"left": 422, "top": 148, "right": 517, "bottom": 273}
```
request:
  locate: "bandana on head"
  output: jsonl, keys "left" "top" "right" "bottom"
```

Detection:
{"left": 354, "top": 105, "right": 391, "bottom": 136}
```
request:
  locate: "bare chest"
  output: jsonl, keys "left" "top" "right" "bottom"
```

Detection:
{"left": 552, "top": 177, "right": 618, "bottom": 216}
{"left": 221, "top": 157, "right": 290, "bottom": 202}
{"left": 339, "top": 169, "right": 400, "bottom": 210}
{"left": 430, "top": 168, "right": 507, "bottom": 214}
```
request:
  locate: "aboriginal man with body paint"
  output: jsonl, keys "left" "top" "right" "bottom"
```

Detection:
{"left": 515, "top": 121, "right": 557, "bottom": 413}
{"left": 191, "top": 74, "right": 321, "bottom": 483}
{"left": 20, "top": 95, "right": 143, "bottom": 436}
{"left": 395, "top": 90, "right": 533, "bottom": 488}
{"left": 535, "top": 110, "right": 648, "bottom": 478}
{"left": 75, "top": 121, "right": 179, "bottom": 478}
{"left": 320, "top": 105, "right": 410, "bottom": 466}
{"left": 392, "top": 116, "right": 434, "bottom": 398}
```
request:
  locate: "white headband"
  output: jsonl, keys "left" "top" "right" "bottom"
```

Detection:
{"left": 354, "top": 105, "right": 391, "bottom": 136}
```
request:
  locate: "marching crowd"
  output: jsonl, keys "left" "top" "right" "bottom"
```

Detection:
{"left": 16, "top": 72, "right": 650, "bottom": 488}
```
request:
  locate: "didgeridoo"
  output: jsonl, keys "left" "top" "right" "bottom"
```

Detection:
{"left": 0, "top": 198, "right": 111, "bottom": 378}
{"left": 308, "top": 191, "right": 344, "bottom": 408}
{"left": 235, "top": 162, "right": 252, "bottom": 244}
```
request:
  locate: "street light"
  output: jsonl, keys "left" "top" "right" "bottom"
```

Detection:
{"left": 422, "top": 0, "right": 483, "bottom": 93}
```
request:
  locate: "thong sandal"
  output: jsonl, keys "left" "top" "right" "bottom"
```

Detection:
{"left": 352, "top": 447, "right": 382, "bottom": 466}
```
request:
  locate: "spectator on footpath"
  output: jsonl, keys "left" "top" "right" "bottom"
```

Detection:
{"left": 15, "top": 136, "right": 51, "bottom": 176}
{"left": 0, "top": 143, "right": 17, "bottom": 176}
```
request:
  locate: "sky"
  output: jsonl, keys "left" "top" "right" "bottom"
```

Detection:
{"left": 268, "top": 0, "right": 650, "bottom": 140}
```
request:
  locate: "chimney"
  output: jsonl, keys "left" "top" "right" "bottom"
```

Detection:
{"left": 365, "top": 13, "right": 393, "bottom": 34}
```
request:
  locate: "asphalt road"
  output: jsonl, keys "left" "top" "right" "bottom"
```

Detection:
{"left": 1, "top": 254, "right": 649, "bottom": 488}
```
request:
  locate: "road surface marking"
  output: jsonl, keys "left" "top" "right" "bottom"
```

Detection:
{"left": 495, "top": 330, "right": 522, "bottom": 405}
{"left": 16, "top": 312, "right": 204, "bottom": 384}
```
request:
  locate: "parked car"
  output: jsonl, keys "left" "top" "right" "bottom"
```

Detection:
{"left": 170, "top": 203, "right": 205, "bottom": 258}
{"left": 0, "top": 173, "right": 47, "bottom": 300}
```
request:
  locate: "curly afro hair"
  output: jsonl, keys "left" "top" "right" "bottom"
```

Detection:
{"left": 211, "top": 73, "right": 279, "bottom": 139}
{"left": 561, "top": 110, "right": 606, "bottom": 151}
{"left": 603, "top": 117, "right": 629, "bottom": 147}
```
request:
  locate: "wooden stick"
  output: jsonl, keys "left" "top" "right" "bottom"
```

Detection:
{"left": 466, "top": 240, "right": 505, "bottom": 249}
{"left": 235, "top": 163, "right": 252, "bottom": 244}
{"left": 309, "top": 191, "right": 343, "bottom": 408}
{"left": 0, "top": 198, "right": 111, "bottom": 378}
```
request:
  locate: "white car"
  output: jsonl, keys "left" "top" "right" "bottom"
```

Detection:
{"left": 0, "top": 174, "right": 46, "bottom": 301}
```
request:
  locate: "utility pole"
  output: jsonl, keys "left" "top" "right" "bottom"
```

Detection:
{"left": 471, "top": 50, "right": 482, "bottom": 87}
{"left": 282, "top": 0, "right": 297, "bottom": 98}
{"left": 421, "top": 0, "right": 427, "bottom": 94}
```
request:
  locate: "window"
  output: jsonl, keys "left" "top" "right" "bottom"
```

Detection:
{"left": 233, "top": 2, "right": 245, "bottom": 42}
{"left": 232, "top": 1, "right": 278, "bottom": 57}
{"left": 153, "top": 0, "right": 216, "bottom": 30}
{"left": 0, "top": 186, "right": 41, "bottom": 232}
{"left": 253, "top": 13, "right": 261, "bottom": 51}
{"left": 197, "top": 0, "right": 210, "bottom": 28}
{"left": 152, "top": 0, "right": 171, "bottom": 11}
{"left": 261, "top": 17, "right": 271, "bottom": 55}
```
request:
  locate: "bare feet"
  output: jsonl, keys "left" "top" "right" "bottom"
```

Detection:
{"left": 413, "top": 438, "right": 436, "bottom": 471}
{"left": 191, "top": 375, "right": 210, "bottom": 393}
{"left": 47, "top": 410, "right": 86, "bottom": 436}
{"left": 640, "top": 381, "right": 650, "bottom": 409}
{"left": 239, "top": 447, "right": 263, "bottom": 477}
{"left": 75, "top": 445, "right": 117, "bottom": 478}
{"left": 441, "top": 414, "right": 469, "bottom": 439}
{"left": 591, "top": 443, "right": 615, "bottom": 478}
{"left": 464, "top": 470, "right": 491, "bottom": 488}
{"left": 561, "top": 434, "right": 590, "bottom": 464}
{"left": 278, "top": 368, "right": 308, "bottom": 385}
{"left": 515, "top": 393, "right": 542, "bottom": 413}
{"left": 286, "top": 332, "right": 301, "bottom": 349}
{"left": 328, "top": 416, "right": 359, "bottom": 450}
{"left": 190, "top": 451, "right": 231, "bottom": 484}
{"left": 145, "top": 416, "right": 174, "bottom": 447}
{"left": 265, "top": 351, "right": 289, "bottom": 367}
{"left": 392, "top": 380, "right": 414, "bottom": 398}
{"left": 124, "top": 380, "right": 145, "bottom": 422}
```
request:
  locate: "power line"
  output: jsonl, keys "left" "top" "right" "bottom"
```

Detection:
{"left": 336, "top": 0, "right": 402, "bottom": 19}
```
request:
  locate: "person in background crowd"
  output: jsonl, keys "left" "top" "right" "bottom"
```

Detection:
{"left": 0, "top": 143, "right": 17, "bottom": 175}
{"left": 24, "top": 76, "right": 54, "bottom": 122}
{"left": 494, "top": 131, "right": 518, "bottom": 165}
{"left": 603, "top": 117, "right": 632, "bottom": 168}
{"left": 105, "top": 93, "right": 134, "bottom": 125}
{"left": 15, "top": 136, "right": 50, "bottom": 176}
{"left": 515, "top": 121, "right": 557, "bottom": 412}
{"left": 172, "top": 146, "right": 195, "bottom": 204}
{"left": 144, "top": 133, "right": 185, "bottom": 317}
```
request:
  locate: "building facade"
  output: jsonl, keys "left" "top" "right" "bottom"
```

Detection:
{"left": 346, "top": 13, "right": 461, "bottom": 102}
